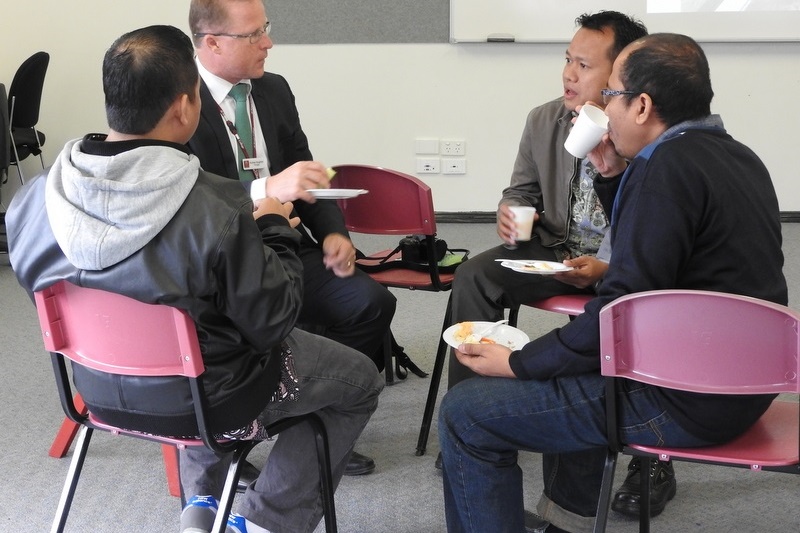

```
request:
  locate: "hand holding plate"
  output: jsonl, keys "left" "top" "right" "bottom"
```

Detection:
{"left": 454, "top": 342, "right": 516, "bottom": 378}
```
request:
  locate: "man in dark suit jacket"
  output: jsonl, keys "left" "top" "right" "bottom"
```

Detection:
{"left": 188, "top": 0, "right": 396, "bottom": 477}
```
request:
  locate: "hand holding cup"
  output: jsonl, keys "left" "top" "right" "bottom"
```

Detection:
{"left": 503, "top": 206, "right": 536, "bottom": 249}
{"left": 564, "top": 104, "right": 609, "bottom": 158}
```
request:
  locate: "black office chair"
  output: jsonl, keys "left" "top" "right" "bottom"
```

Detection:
{"left": 0, "top": 82, "right": 10, "bottom": 255}
{"left": 8, "top": 51, "right": 50, "bottom": 183}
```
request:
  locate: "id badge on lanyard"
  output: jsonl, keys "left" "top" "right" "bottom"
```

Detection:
{"left": 242, "top": 157, "right": 267, "bottom": 171}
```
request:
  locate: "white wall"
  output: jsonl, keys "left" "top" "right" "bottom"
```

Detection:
{"left": 2, "top": 1, "right": 798, "bottom": 213}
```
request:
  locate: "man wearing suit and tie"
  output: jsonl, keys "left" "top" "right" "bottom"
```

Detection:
{"left": 188, "top": 0, "right": 396, "bottom": 479}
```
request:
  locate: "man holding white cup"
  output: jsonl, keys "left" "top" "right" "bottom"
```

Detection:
{"left": 441, "top": 11, "right": 676, "bottom": 531}
{"left": 449, "top": 10, "right": 647, "bottom": 390}
{"left": 564, "top": 104, "right": 609, "bottom": 159}
{"left": 505, "top": 205, "right": 537, "bottom": 247}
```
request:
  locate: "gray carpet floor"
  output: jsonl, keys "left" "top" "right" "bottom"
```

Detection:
{"left": 0, "top": 223, "right": 798, "bottom": 532}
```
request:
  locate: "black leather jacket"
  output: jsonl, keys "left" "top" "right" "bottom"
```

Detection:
{"left": 8, "top": 168, "right": 304, "bottom": 436}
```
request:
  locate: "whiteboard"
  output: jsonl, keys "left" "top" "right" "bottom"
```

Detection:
{"left": 451, "top": 0, "right": 800, "bottom": 43}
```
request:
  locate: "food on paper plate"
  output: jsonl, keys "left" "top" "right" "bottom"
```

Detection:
{"left": 453, "top": 321, "right": 497, "bottom": 345}
{"left": 521, "top": 261, "right": 556, "bottom": 271}
{"left": 326, "top": 167, "right": 337, "bottom": 180}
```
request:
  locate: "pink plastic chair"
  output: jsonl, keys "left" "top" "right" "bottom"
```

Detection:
{"left": 509, "top": 294, "right": 593, "bottom": 326}
{"left": 331, "top": 164, "right": 455, "bottom": 293}
{"left": 594, "top": 289, "right": 800, "bottom": 532}
{"left": 35, "top": 280, "right": 337, "bottom": 533}
{"left": 332, "top": 164, "right": 461, "bottom": 385}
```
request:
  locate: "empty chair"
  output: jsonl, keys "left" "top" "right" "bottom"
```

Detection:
{"left": 0, "top": 83, "right": 9, "bottom": 254}
{"left": 8, "top": 51, "right": 49, "bottom": 183}
{"left": 332, "top": 164, "right": 467, "bottom": 386}
{"left": 35, "top": 280, "right": 337, "bottom": 533}
{"left": 508, "top": 294, "right": 592, "bottom": 327}
{"left": 0, "top": 83, "right": 10, "bottom": 186}
{"left": 593, "top": 289, "right": 800, "bottom": 532}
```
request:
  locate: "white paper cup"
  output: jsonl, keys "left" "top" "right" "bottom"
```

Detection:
{"left": 564, "top": 105, "right": 609, "bottom": 158}
{"left": 508, "top": 206, "right": 536, "bottom": 242}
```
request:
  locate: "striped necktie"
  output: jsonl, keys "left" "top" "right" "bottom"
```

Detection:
{"left": 228, "top": 83, "right": 253, "bottom": 181}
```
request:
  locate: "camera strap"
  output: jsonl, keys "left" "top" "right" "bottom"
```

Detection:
{"left": 354, "top": 242, "right": 469, "bottom": 274}
{"left": 356, "top": 244, "right": 404, "bottom": 265}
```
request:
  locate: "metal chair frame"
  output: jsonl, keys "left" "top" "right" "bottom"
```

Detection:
{"left": 36, "top": 280, "right": 337, "bottom": 533}
{"left": 332, "top": 164, "right": 461, "bottom": 385}
{"left": 8, "top": 51, "right": 50, "bottom": 183}
{"left": 593, "top": 289, "right": 800, "bottom": 532}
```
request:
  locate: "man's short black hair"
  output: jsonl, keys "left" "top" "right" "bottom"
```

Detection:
{"left": 620, "top": 33, "right": 714, "bottom": 127}
{"left": 103, "top": 25, "right": 198, "bottom": 134}
{"left": 576, "top": 11, "right": 648, "bottom": 61}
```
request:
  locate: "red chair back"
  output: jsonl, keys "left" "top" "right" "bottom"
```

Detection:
{"left": 593, "top": 289, "right": 800, "bottom": 532}
{"left": 331, "top": 164, "right": 454, "bottom": 386}
{"left": 35, "top": 280, "right": 204, "bottom": 378}
{"left": 599, "top": 289, "right": 800, "bottom": 394}
{"left": 331, "top": 164, "right": 437, "bottom": 236}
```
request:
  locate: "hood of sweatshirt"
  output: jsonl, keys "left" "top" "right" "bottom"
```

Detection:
{"left": 44, "top": 137, "right": 200, "bottom": 270}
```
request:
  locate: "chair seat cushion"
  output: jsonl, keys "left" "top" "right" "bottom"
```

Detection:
{"left": 11, "top": 127, "right": 45, "bottom": 160}
{"left": 528, "top": 294, "right": 592, "bottom": 316}
{"left": 627, "top": 400, "right": 799, "bottom": 468}
{"left": 357, "top": 249, "right": 455, "bottom": 290}
{"left": 357, "top": 247, "right": 466, "bottom": 276}
{"left": 365, "top": 268, "right": 455, "bottom": 289}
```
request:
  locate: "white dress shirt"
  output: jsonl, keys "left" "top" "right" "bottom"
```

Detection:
{"left": 196, "top": 59, "right": 270, "bottom": 201}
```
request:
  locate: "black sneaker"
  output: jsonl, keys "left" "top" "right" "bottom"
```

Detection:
{"left": 611, "top": 457, "right": 677, "bottom": 517}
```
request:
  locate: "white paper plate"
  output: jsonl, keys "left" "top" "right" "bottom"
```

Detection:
{"left": 443, "top": 321, "right": 530, "bottom": 350}
{"left": 499, "top": 260, "right": 572, "bottom": 275}
{"left": 307, "top": 188, "right": 368, "bottom": 199}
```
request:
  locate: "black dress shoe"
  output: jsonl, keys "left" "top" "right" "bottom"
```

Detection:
{"left": 523, "top": 510, "right": 550, "bottom": 533}
{"left": 434, "top": 452, "right": 442, "bottom": 470}
{"left": 344, "top": 450, "right": 376, "bottom": 476}
{"left": 543, "top": 525, "right": 570, "bottom": 533}
{"left": 236, "top": 460, "right": 261, "bottom": 492}
{"left": 611, "top": 457, "right": 676, "bottom": 517}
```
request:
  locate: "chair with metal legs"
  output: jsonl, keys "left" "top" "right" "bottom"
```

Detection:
{"left": 8, "top": 51, "right": 50, "bottom": 184}
{"left": 36, "top": 280, "right": 337, "bottom": 533}
{"left": 593, "top": 289, "right": 800, "bottom": 532}
{"left": 0, "top": 83, "right": 10, "bottom": 255}
{"left": 331, "top": 164, "right": 466, "bottom": 385}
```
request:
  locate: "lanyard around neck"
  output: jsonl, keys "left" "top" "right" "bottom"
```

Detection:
{"left": 216, "top": 97, "right": 260, "bottom": 180}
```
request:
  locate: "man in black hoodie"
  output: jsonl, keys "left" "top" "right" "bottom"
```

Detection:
{"left": 6, "top": 25, "right": 383, "bottom": 533}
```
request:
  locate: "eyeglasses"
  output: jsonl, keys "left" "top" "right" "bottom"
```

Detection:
{"left": 195, "top": 21, "right": 271, "bottom": 44}
{"left": 601, "top": 88, "right": 640, "bottom": 105}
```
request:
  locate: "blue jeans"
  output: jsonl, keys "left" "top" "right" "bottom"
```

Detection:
{"left": 447, "top": 239, "right": 592, "bottom": 389}
{"left": 180, "top": 328, "right": 384, "bottom": 533}
{"left": 438, "top": 374, "right": 711, "bottom": 533}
